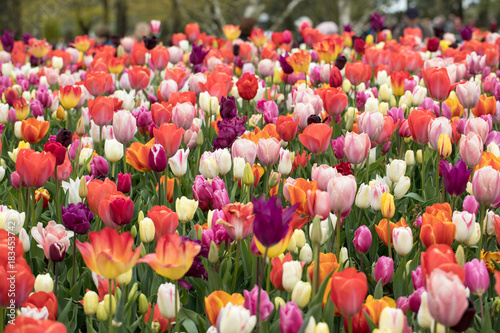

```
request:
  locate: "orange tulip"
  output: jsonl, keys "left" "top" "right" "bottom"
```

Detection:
{"left": 150, "top": 46, "right": 170, "bottom": 72}
{"left": 21, "top": 118, "right": 50, "bottom": 144}
{"left": 313, "top": 37, "right": 344, "bottom": 63}
{"left": 284, "top": 178, "right": 318, "bottom": 216}
{"left": 157, "top": 176, "right": 178, "bottom": 203}
{"left": 363, "top": 295, "right": 396, "bottom": 326}
{"left": 72, "top": 35, "right": 91, "bottom": 52}
{"left": 14, "top": 97, "right": 30, "bottom": 120}
{"left": 249, "top": 28, "right": 268, "bottom": 47}
{"left": 147, "top": 205, "right": 179, "bottom": 239}
{"left": 480, "top": 250, "right": 500, "bottom": 274}
{"left": 475, "top": 152, "right": 500, "bottom": 172}
{"left": 444, "top": 94, "right": 464, "bottom": 118}
{"left": 420, "top": 202, "right": 456, "bottom": 248}
{"left": 128, "top": 66, "right": 151, "bottom": 91}
{"left": 84, "top": 71, "right": 114, "bottom": 97}
{"left": 471, "top": 95, "right": 496, "bottom": 117}
{"left": 126, "top": 138, "right": 155, "bottom": 172}
{"left": 88, "top": 96, "right": 123, "bottom": 126}
{"left": 316, "top": 87, "right": 348, "bottom": 117}
{"left": 299, "top": 123, "right": 333, "bottom": 154}
{"left": 5, "top": 316, "right": 67, "bottom": 333}
{"left": 153, "top": 123, "right": 185, "bottom": 158}
{"left": 22, "top": 291, "right": 58, "bottom": 320}
{"left": 205, "top": 291, "right": 244, "bottom": 326}
{"left": 76, "top": 227, "right": 142, "bottom": 279}
{"left": 138, "top": 233, "right": 201, "bottom": 280}
{"left": 307, "top": 253, "right": 340, "bottom": 285}
{"left": 375, "top": 218, "right": 408, "bottom": 246}
{"left": 15, "top": 148, "right": 56, "bottom": 188}
{"left": 86, "top": 178, "right": 117, "bottom": 215}
{"left": 390, "top": 71, "right": 412, "bottom": 96}
{"left": 185, "top": 23, "right": 200, "bottom": 42}
{"left": 60, "top": 85, "right": 82, "bottom": 109}
{"left": 330, "top": 268, "right": 368, "bottom": 317}
{"left": 421, "top": 244, "right": 465, "bottom": 286}
{"left": 286, "top": 50, "right": 311, "bottom": 73}
{"left": 222, "top": 25, "right": 241, "bottom": 41}
{"left": 345, "top": 61, "right": 372, "bottom": 86}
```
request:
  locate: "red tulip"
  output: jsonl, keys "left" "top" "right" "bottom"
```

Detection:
{"left": 408, "top": 109, "right": 435, "bottom": 145}
{"left": 153, "top": 123, "right": 185, "bottom": 158}
{"left": 84, "top": 71, "right": 113, "bottom": 97}
{"left": 299, "top": 123, "right": 333, "bottom": 154}
{"left": 150, "top": 46, "right": 170, "bottom": 71}
{"left": 236, "top": 72, "right": 259, "bottom": 101}
{"left": 422, "top": 67, "right": 453, "bottom": 102}
{"left": 22, "top": 291, "right": 58, "bottom": 320}
{"left": 99, "top": 191, "right": 134, "bottom": 229}
{"left": 345, "top": 61, "right": 372, "bottom": 86}
{"left": 330, "top": 267, "right": 368, "bottom": 317}
{"left": 148, "top": 205, "right": 179, "bottom": 239}
{"left": 317, "top": 87, "right": 348, "bottom": 117}
{"left": 16, "top": 149, "right": 56, "bottom": 188}
{"left": 128, "top": 66, "right": 151, "bottom": 91}
{"left": 88, "top": 96, "right": 123, "bottom": 126}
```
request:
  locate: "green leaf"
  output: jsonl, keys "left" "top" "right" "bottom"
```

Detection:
{"left": 404, "top": 192, "right": 425, "bottom": 203}
{"left": 374, "top": 279, "right": 383, "bottom": 299}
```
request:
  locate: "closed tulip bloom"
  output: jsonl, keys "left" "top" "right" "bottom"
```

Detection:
{"left": 169, "top": 148, "right": 189, "bottom": 177}
{"left": 279, "top": 301, "right": 303, "bottom": 333}
{"left": 307, "top": 190, "right": 331, "bottom": 220}
{"left": 282, "top": 261, "right": 303, "bottom": 292}
{"left": 278, "top": 149, "right": 292, "bottom": 176}
{"left": 438, "top": 134, "right": 452, "bottom": 158}
{"left": 426, "top": 268, "right": 468, "bottom": 327}
{"left": 452, "top": 211, "right": 475, "bottom": 243}
{"left": 344, "top": 132, "right": 370, "bottom": 165}
{"left": 428, "top": 117, "right": 452, "bottom": 150}
{"left": 153, "top": 123, "right": 185, "bottom": 158}
{"left": 157, "top": 283, "right": 180, "bottom": 319}
{"left": 232, "top": 139, "right": 258, "bottom": 165}
{"left": 328, "top": 174, "right": 356, "bottom": 214}
{"left": 16, "top": 149, "right": 56, "bottom": 188}
{"left": 217, "top": 302, "right": 256, "bottom": 333}
{"left": 150, "top": 46, "right": 170, "bottom": 71}
{"left": 139, "top": 217, "right": 155, "bottom": 243}
{"left": 464, "top": 117, "right": 489, "bottom": 143}
{"left": 472, "top": 166, "right": 500, "bottom": 204}
{"left": 357, "top": 111, "right": 384, "bottom": 141}
{"left": 148, "top": 144, "right": 168, "bottom": 173}
{"left": 464, "top": 259, "right": 489, "bottom": 296}
{"left": 422, "top": 67, "right": 453, "bottom": 102}
{"left": 242, "top": 285, "right": 274, "bottom": 321}
{"left": 21, "top": 118, "right": 50, "bottom": 144}
{"left": 299, "top": 123, "right": 333, "bottom": 154}
{"left": 213, "top": 149, "right": 231, "bottom": 176}
{"left": 355, "top": 184, "right": 371, "bottom": 209}
{"left": 439, "top": 159, "right": 470, "bottom": 197}
{"left": 88, "top": 96, "right": 123, "bottom": 126}
{"left": 353, "top": 225, "right": 372, "bottom": 253}
{"left": 257, "top": 138, "right": 281, "bottom": 166}
{"left": 387, "top": 159, "right": 406, "bottom": 183}
{"left": 113, "top": 110, "right": 137, "bottom": 144}
{"left": 408, "top": 109, "right": 435, "bottom": 145}
{"left": 381, "top": 193, "right": 395, "bottom": 219}
{"left": 104, "top": 138, "right": 124, "bottom": 163}
{"left": 172, "top": 102, "right": 195, "bottom": 130}
{"left": 291, "top": 281, "right": 311, "bottom": 309}
{"left": 345, "top": 61, "right": 372, "bottom": 86}
{"left": 378, "top": 307, "right": 405, "bottom": 333}
{"left": 375, "top": 256, "right": 394, "bottom": 285}
{"left": 199, "top": 151, "right": 219, "bottom": 179}
{"left": 60, "top": 85, "right": 82, "bottom": 109}
{"left": 393, "top": 227, "right": 413, "bottom": 256}
{"left": 99, "top": 193, "right": 134, "bottom": 228}
{"left": 128, "top": 66, "right": 151, "bottom": 91}
{"left": 456, "top": 80, "right": 481, "bottom": 109}
{"left": 394, "top": 175, "right": 411, "bottom": 199}
{"left": 330, "top": 268, "right": 368, "bottom": 317}
{"left": 90, "top": 156, "right": 109, "bottom": 178}
{"left": 459, "top": 133, "right": 483, "bottom": 168}
{"left": 175, "top": 196, "right": 198, "bottom": 223}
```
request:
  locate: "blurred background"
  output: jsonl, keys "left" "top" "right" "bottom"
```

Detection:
{"left": 0, "top": 0, "right": 499, "bottom": 44}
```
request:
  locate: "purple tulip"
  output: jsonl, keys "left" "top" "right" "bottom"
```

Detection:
{"left": 49, "top": 242, "right": 67, "bottom": 262}
{"left": 459, "top": 25, "right": 473, "bottom": 41}
{"left": 388, "top": 107, "right": 404, "bottom": 124}
{"left": 90, "top": 156, "right": 109, "bottom": 178}
{"left": 0, "top": 30, "right": 15, "bottom": 52}
{"left": 219, "top": 96, "right": 238, "bottom": 119}
{"left": 463, "top": 195, "right": 479, "bottom": 214}
{"left": 133, "top": 106, "right": 153, "bottom": 128}
{"left": 192, "top": 175, "right": 214, "bottom": 202}
{"left": 56, "top": 128, "right": 73, "bottom": 147}
{"left": 335, "top": 54, "right": 347, "bottom": 70}
{"left": 243, "top": 285, "right": 274, "bottom": 321}
{"left": 61, "top": 202, "right": 94, "bottom": 235}
{"left": 280, "top": 301, "right": 303, "bottom": 333}
{"left": 10, "top": 171, "right": 20, "bottom": 189}
{"left": 213, "top": 189, "right": 230, "bottom": 210}
{"left": 396, "top": 296, "right": 409, "bottom": 314}
{"left": 439, "top": 159, "right": 471, "bottom": 197}
{"left": 279, "top": 53, "right": 294, "bottom": 75}
{"left": 189, "top": 43, "right": 208, "bottom": 66}
{"left": 485, "top": 131, "right": 500, "bottom": 147}
{"left": 370, "top": 13, "right": 385, "bottom": 32}
{"left": 374, "top": 256, "right": 394, "bottom": 285}
{"left": 331, "top": 135, "right": 345, "bottom": 160}
{"left": 252, "top": 196, "right": 296, "bottom": 248}
{"left": 353, "top": 225, "right": 372, "bottom": 253}
{"left": 464, "top": 259, "right": 490, "bottom": 296}
{"left": 408, "top": 287, "right": 425, "bottom": 313}
{"left": 213, "top": 116, "right": 247, "bottom": 150}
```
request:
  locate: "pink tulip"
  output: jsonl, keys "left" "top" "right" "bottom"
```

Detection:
{"left": 472, "top": 166, "right": 500, "bottom": 204}
{"left": 31, "top": 221, "right": 74, "bottom": 260}
{"left": 279, "top": 301, "right": 303, "bottom": 333}
{"left": 375, "top": 256, "right": 394, "bottom": 285}
{"left": 456, "top": 80, "right": 481, "bottom": 109}
{"left": 150, "top": 20, "right": 161, "bottom": 35}
{"left": 188, "top": 73, "right": 206, "bottom": 96}
{"left": 357, "top": 111, "right": 385, "bottom": 141}
{"left": 463, "top": 195, "right": 479, "bottom": 214}
{"left": 426, "top": 268, "right": 468, "bottom": 327}
{"left": 243, "top": 285, "right": 274, "bottom": 321}
{"left": 459, "top": 133, "right": 483, "bottom": 168}
{"left": 464, "top": 117, "right": 490, "bottom": 143}
{"left": 257, "top": 138, "right": 281, "bottom": 166}
{"left": 464, "top": 259, "right": 489, "bottom": 296}
{"left": 172, "top": 102, "right": 195, "bottom": 130}
{"left": 344, "top": 131, "right": 370, "bottom": 165}
{"left": 232, "top": 138, "right": 257, "bottom": 165}
{"left": 307, "top": 190, "right": 331, "bottom": 219}
{"left": 184, "top": 129, "right": 198, "bottom": 150}
{"left": 293, "top": 102, "right": 316, "bottom": 130}
{"left": 428, "top": 117, "right": 452, "bottom": 150}
{"left": 327, "top": 174, "right": 357, "bottom": 214}
{"left": 353, "top": 225, "right": 372, "bottom": 253}
{"left": 113, "top": 110, "right": 137, "bottom": 144}
{"left": 311, "top": 164, "right": 338, "bottom": 191}
{"left": 466, "top": 52, "right": 486, "bottom": 75}
{"left": 283, "top": 177, "right": 297, "bottom": 203}
{"left": 158, "top": 79, "right": 178, "bottom": 101}
{"left": 258, "top": 59, "right": 274, "bottom": 78}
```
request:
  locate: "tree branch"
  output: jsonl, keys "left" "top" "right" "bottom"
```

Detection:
{"left": 269, "top": 0, "right": 305, "bottom": 31}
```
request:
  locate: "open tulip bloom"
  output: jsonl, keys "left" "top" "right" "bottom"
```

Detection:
{"left": 2, "top": 17, "right": 500, "bottom": 333}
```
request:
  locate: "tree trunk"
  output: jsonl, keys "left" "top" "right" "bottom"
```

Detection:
{"left": 337, "top": 0, "right": 351, "bottom": 29}
{"left": 116, "top": 0, "right": 128, "bottom": 37}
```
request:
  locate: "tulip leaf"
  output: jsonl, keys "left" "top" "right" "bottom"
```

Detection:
{"left": 362, "top": 308, "right": 377, "bottom": 331}
{"left": 393, "top": 257, "right": 406, "bottom": 299}
{"left": 404, "top": 192, "right": 425, "bottom": 203}
{"left": 179, "top": 308, "right": 208, "bottom": 333}
{"left": 182, "top": 319, "right": 199, "bottom": 333}
{"left": 374, "top": 279, "right": 383, "bottom": 299}
{"left": 491, "top": 257, "right": 500, "bottom": 272}
{"left": 309, "top": 269, "right": 334, "bottom": 307}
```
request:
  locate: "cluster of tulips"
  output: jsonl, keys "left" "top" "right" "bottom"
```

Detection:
{"left": 1, "top": 12, "right": 500, "bottom": 333}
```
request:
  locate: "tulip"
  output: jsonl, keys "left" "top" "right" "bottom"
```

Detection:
{"left": 172, "top": 102, "right": 195, "bottom": 130}
{"left": 439, "top": 159, "right": 470, "bottom": 197}
{"left": 381, "top": 193, "right": 395, "bottom": 219}
{"left": 472, "top": 95, "right": 496, "bottom": 118}
{"left": 321, "top": 87, "right": 348, "bottom": 117}
{"left": 344, "top": 132, "right": 370, "bottom": 165}
{"left": 355, "top": 184, "right": 371, "bottom": 209}
{"left": 205, "top": 291, "right": 245, "bottom": 326}
{"left": 175, "top": 196, "right": 198, "bottom": 223}
{"left": 199, "top": 151, "right": 219, "bottom": 179}
{"left": 452, "top": 211, "right": 475, "bottom": 243}
{"left": 83, "top": 290, "right": 99, "bottom": 316}
{"left": 76, "top": 228, "right": 142, "bottom": 279}
{"left": 147, "top": 206, "right": 179, "bottom": 239}
{"left": 113, "top": 110, "right": 137, "bottom": 144}
{"left": 157, "top": 283, "right": 180, "bottom": 319}
{"left": 139, "top": 217, "right": 155, "bottom": 243}
{"left": 464, "top": 117, "right": 489, "bottom": 143}
{"left": 374, "top": 256, "right": 394, "bottom": 285}
{"left": 168, "top": 148, "right": 189, "bottom": 177}
{"left": 243, "top": 285, "right": 274, "bottom": 321}
{"left": 151, "top": 46, "right": 170, "bottom": 71}
{"left": 153, "top": 123, "right": 185, "bottom": 158}
{"left": 464, "top": 259, "right": 489, "bottom": 296}
{"left": 345, "top": 61, "right": 372, "bottom": 86}
{"left": 60, "top": 85, "right": 82, "bottom": 109}
{"left": 99, "top": 193, "right": 134, "bottom": 229}
{"left": 21, "top": 118, "right": 50, "bottom": 144}
{"left": 232, "top": 139, "right": 258, "bottom": 165}
{"left": 357, "top": 111, "right": 384, "bottom": 141}
{"left": 282, "top": 260, "right": 303, "bottom": 293}
{"left": 276, "top": 116, "right": 298, "bottom": 142}
{"left": 327, "top": 174, "right": 356, "bottom": 214}
{"left": 408, "top": 109, "right": 435, "bottom": 145}
{"left": 278, "top": 149, "right": 292, "bottom": 176}
{"left": 291, "top": 281, "right": 311, "bottom": 308}
{"left": 353, "top": 225, "right": 372, "bottom": 253}
{"left": 393, "top": 226, "right": 413, "bottom": 256}
{"left": 426, "top": 268, "right": 468, "bottom": 327}
{"left": 217, "top": 202, "right": 254, "bottom": 241}
{"left": 378, "top": 307, "right": 405, "bottom": 333}
{"left": 472, "top": 166, "right": 500, "bottom": 204}
{"left": 104, "top": 138, "right": 124, "bottom": 163}
{"left": 459, "top": 133, "right": 483, "bottom": 168}
{"left": 257, "top": 138, "right": 281, "bottom": 166}
{"left": 34, "top": 273, "right": 53, "bottom": 293}
{"left": 307, "top": 190, "right": 331, "bottom": 220}
{"left": 279, "top": 301, "right": 303, "bottom": 333}
{"left": 299, "top": 244, "right": 313, "bottom": 264}
{"left": 138, "top": 233, "right": 201, "bottom": 280}
{"left": 213, "top": 149, "right": 231, "bottom": 176}
{"left": 299, "top": 123, "right": 333, "bottom": 154}
{"left": 148, "top": 144, "right": 168, "bottom": 173}
{"left": 422, "top": 67, "right": 453, "bottom": 102}
{"left": 330, "top": 268, "right": 368, "bottom": 317}
{"left": 456, "top": 80, "right": 481, "bottom": 110}
{"left": 217, "top": 302, "right": 256, "bottom": 333}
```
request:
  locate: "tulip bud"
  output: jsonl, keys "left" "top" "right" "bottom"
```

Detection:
{"left": 355, "top": 184, "right": 371, "bottom": 209}
{"left": 453, "top": 211, "right": 475, "bottom": 242}
{"left": 127, "top": 283, "right": 139, "bottom": 303}
{"left": 287, "top": 234, "right": 296, "bottom": 252}
{"left": 387, "top": 159, "right": 406, "bottom": 183}
{"left": 14, "top": 121, "right": 22, "bottom": 139}
{"left": 158, "top": 283, "right": 180, "bottom": 319}
{"left": 103, "top": 294, "right": 117, "bottom": 316}
{"left": 274, "top": 296, "right": 286, "bottom": 309}
{"left": 456, "top": 245, "right": 465, "bottom": 267}
{"left": 209, "top": 241, "right": 219, "bottom": 264}
{"left": 416, "top": 149, "right": 423, "bottom": 164}
{"left": 483, "top": 210, "right": 498, "bottom": 236}
{"left": 233, "top": 157, "right": 245, "bottom": 179}
{"left": 339, "top": 247, "right": 349, "bottom": 267}
{"left": 148, "top": 144, "right": 168, "bottom": 173}
{"left": 344, "top": 107, "right": 355, "bottom": 131}
{"left": 293, "top": 229, "right": 306, "bottom": 249}
{"left": 438, "top": 134, "right": 452, "bottom": 158}
{"left": 282, "top": 261, "right": 302, "bottom": 292}
{"left": 381, "top": 193, "right": 395, "bottom": 219}
{"left": 96, "top": 301, "right": 108, "bottom": 322}
{"left": 138, "top": 293, "right": 149, "bottom": 314}
{"left": 299, "top": 243, "right": 313, "bottom": 264}
{"left": 310, "top": 216, "right": 322, "bottom": 246}
{"left": 130, "top": 225, "right": 137, "bottom": 238}
{"left": 19, "top": 228, "right": 30, "bottom": 252}
{"left": 342, "top": 79, "right": 351, "bottom": 94}
{"left": 76, "top": 117, "right": 86, "bottom": 136}
{"left": 79, "top": 176, "right": 88, "bottom": 199}
{"left": 84, "top": 290, "right": 99, "bottom": 316}
{"left": 394, "top": 176, "right": 411, "bottom": 199}
{"left": 374, "top": 256, "right": 394, "bottom": 285}
{"left": 291, "top": 281, "right": 311, "bottom": 308}
{"left": 417, "top": 292, "right": 432, "bottom": 329}
{"left": 115, "top": 269, "right": 133, "bottom": 286}
{"left": 34, "top": 273, "right": 54, "bottom": 293}
{"left": 197, "top": 129, "right": 204, "bottom": 146}
{"left": 242, "top": 163, "right": 254, "bottom": 187}
{"left": 353, "top": 225, "right": 372, "bottom": 253}
{"left": 379, "top": 83, "right": 392, "bottom": 101}
{"left": 49, "top": 242, "right": 67, "bottom": 262}
{"left": 105, "top": 139, "right": 124, "bottom": 163}
{"left": 393, "top": 227, "right": 413, "bottom": 256}
{"left": 176, "top": 196, "right": 199, "bottom": 223}
{"left": 269, "top": 171, "right": 281, "bottom": 189}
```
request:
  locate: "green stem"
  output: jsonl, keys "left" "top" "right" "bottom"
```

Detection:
{"left": 231, "top": 241, "right": 241, "bottom": 293}
{"left": 55, "top": 168, "right": 62, "bottom": 224}
{"left": 0, "top": 306, "right": 5, "bottom": 333}
{"left": 72, "top": 238, "right": 76, "bottom": 285}
{"left": 434, "top": 151, "right": 440, "bottom": 199}
{"left": 256, "top": 247, "right": 269, "bottom": 333}
{"left": 477, "top": 203, "right": 486, "bottom": 258}
{"left": 335, "top": 212, "right": 341, "bottom": 260}
{"left": 174, "top": 281, "right": 179, "bottom": 333}
{"left": 312, "top": 240, "right": 320, "bottom": 296}
{"left": 31, "top": 188, "right": 36, "bottom": 229}
{"left": 421, "top": 144, "right": 426, "bottom": 200}
{"left": 387, "top": 218, "right": 392, "bottom": 259}
{"left": 348, "top": 316, "right": 353, "bottom": 333}
{"left": 123, "top": 144, "right": 127, "bottom": 174}
{"left": 109, "top": 278, "right": 113, "bottom": 333}
{"left": 164, "top": 163, "right": 169, "bottom": 207}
